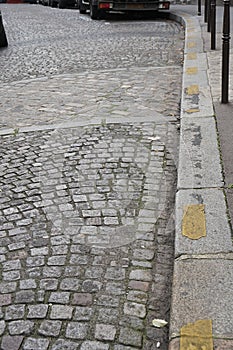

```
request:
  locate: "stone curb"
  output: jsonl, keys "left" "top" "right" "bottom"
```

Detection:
{"left": 168, "top": 10, "right": 233, "bottom": 349}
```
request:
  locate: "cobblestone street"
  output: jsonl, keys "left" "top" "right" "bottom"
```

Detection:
{"left": 0, "top": 5, "right": 184, "bottom": 349}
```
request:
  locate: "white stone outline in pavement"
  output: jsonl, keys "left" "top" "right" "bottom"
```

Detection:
{"left": 38, "top": 119, "right": 179, "bottom": 249}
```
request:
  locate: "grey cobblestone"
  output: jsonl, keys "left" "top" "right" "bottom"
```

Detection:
{"left": 8, "top": 320, "right": 34, "bottom": 335}
{"left": 95, "top": 323, "right": 117, "bottom": 341}
{"left": 1, "top": 336, "right": 24, "bottom": 350}
{"left": 23, "top": 338, "right": 50, "bottom": 350}
{"left": 119, "top": 327, "right": 143, "bottom": 347}
{"left": 38, "top": 320, "right": 62, "bottom": 337}
{"left": 80, "top": 341, "right": 110, "bottom": 350}
{"left": 5, "top": 305, "right": 25, "bottom": 320}
{"left": 66, "top": 322, "right": 89, "bottom": 339}
{"left": 27, "top": 305, "right": 49, "bottom": 319}
{"left": 50, "top": 305, "right": 74, "bottom": 320}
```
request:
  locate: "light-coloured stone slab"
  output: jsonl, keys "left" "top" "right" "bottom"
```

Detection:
{"left": 170, "top": 258, "right": 233, "bottom": 339}
{"left": 178, "top": 117, "right": 223, "bottom": 189}
{"left": 181, "top": 85, "right": 214, "bottom": 118}
{"left": 175, "top": 188, "right": 232, "bottom": 256}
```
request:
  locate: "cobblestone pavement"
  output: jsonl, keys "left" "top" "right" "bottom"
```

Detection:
{"left": 0, "top": 4, "right": 184, "bottom": 349}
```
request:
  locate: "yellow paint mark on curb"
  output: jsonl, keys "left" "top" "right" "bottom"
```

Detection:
{"left": 180, "top": 319, "right": 213, "bottom": 350}
{"left": 187, "top": 85, "right": 199, "bottom": 95}
{"left": 182, "top": 204, "right": 206, "bottom": 239}
{"left": 185, "top": 108, "right": 200, "bottom": 114}
{"left": 186, "top": 67, "right": 198, "bottom": 75}
{"left": 188, "top": 42, "right": 197, "bottom": 48}
{"left": 187, "top": 53, "right": 197, "bottom": 60}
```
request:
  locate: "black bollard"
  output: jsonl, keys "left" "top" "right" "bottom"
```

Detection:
{"left": 0, "top": 10, "right": 8, "bottom": 48}
{"left": 210, "top": 0, "right": 216, "bottom": 49}
{"left": 198, "top": 0, "right": 201, "bottom": 16}
{"left": 204, "top": 0, "right": 208, "bottom": 22}
{"left": 207, "top": 0, "right": 211, "bottom": 32}
{"left": 221, "top": 0, "right": 231, "bottom": 103}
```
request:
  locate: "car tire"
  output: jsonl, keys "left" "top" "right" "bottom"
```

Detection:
{"left": 90, "top": 1, "right": 102, "bottom": 19}
{"left": 50, "top": 0, "right": 57, "bottom": 6}
{"left": 58, "top": 0, "right": 66, "bottom": 8}
{"left": 79, "top": 0, "right": 86, "bottom": 13}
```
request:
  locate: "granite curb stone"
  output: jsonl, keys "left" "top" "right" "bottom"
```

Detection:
{"left": 169, "top": 8, "right": 233, "bottom": 349}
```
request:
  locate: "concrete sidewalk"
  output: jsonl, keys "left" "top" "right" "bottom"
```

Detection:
{"left": 168, "top": 4, "right": 233, "bottom": 350}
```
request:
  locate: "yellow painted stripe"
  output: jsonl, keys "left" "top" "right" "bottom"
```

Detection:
{"left": 187, "top": 53, "right": 197, "bottom": 60}
{"left": 181, "top": 319, "right": 213, "bottom": 350}
{"left": 185, "top": 108, "right": 200, "bottom": 113}
{"left": 188, "top": 42, "right": 197, "bottom": 48}
{"left": 186, "top": 67, "right": 198, "bottom": 75}
{"left": 182, "top": 204, "right": 206, "bottom": 239}
{"left": 186, "top": 85, "right": 199, "bottom": 95}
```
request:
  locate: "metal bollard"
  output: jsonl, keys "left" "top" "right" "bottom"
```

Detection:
{"left": 207, "top": 0, "right": 211, "bottom": 32}
{"left": 221, "top": 0, "right": 231, "bottom": 103}
{"left": 0, "top": 10, "right": 8, "bottom": 48}
{"left": 210, "top": 0, "right": 216, "bottom": 49}
{"left": 198, "top": 0, "right": 201, "bottom": 16}
{"left": 204, "top": 0, "right": 208, "bottom": 22}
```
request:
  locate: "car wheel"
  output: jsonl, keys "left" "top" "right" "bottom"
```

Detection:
{"left": 50, "top": 0, "right": 57, "bottom": 6}
{"left": 90, "top": 1, "right": 102, "bottom": 19}
{"left": 79, "top": 0, "right": 86, "bottom": 13}
{"left": 58, "top": 0, "right": 66, "bottom": 8}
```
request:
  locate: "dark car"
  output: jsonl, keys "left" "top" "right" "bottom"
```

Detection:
{"left": 40, "top": 0, "right": 77, "bottom": 8}
{"left": 50, "top": 0, "right": 78, "bottom": 7}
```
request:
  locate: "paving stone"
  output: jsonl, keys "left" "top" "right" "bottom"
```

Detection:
{"left": 38, "top": 320, "right": 62, "bottom": 337}
{"left": 19, "top": 279, "right": 37, "bottom": 289}
{"left": 124, "top": 301, "right": 147, "bottom": 318}
{"left": 3, "top": 270, "right": 21, "bottom": 281}
{"left": 66, "top": 322, "right": 89, "bottom": 339}
{"left": 15, "top": 291, "right": 35, "bottom": 303}
{"left": 97, "top": 308, "right": 119, "bottom": 323}
{"left": 49, "top": 292, "right": 70, "bottom": 304}
{"left": 23, "top": 338, "right": 50, "bottom": 350}
{"left": 80, "top": 341, "right": 110, "bottom": 350}
{"left": 0, "top": 294, "right": 12, "bottom": 306}
{"left": 129, "top": 269, "right": 152, "bottom": 282}
{"left": 27, "top": 304, "right": 48, "bottom": 318}
{"left": 5, "top": 304, "right": 25, "bottom": 320}
{"left": 51, "top": 339, "right": 79, "bottom": 350}
{"left": 119, "top": 316, "right": 144, "bottom": 331}
{"left": 95, "top": 323, "right": 117, "bottom": 341}
{"left": 8, "top": 320, "right": 34, "bottom": 335}
{"left": 105, "top": 267, "right": 126, "bottom": 280}
{"left": 50, "top": 305, "right": 73, "bottom": 320}
{"left": 60, "top": 278, "right": 81, "bottom": 291}
{"left": 128, "top": 280, "right": 150, "bottom": 292}
{"left": 127, "top": 290, "right": 147, "bottom": 304}
{"left": 96, "top": 295, "right": 120, "bottom": 308}
{"left": 40, "top": 278, "right": 59, "bottom": 290}
{"left": 82, "top": 280, "right": 102, "bottom": 293}
{"left": 73, "top": 306, "right": 93, "bottom": 321}
{"left": 118, "top": 327, "right": 143, "bottom": 347}
{"left": 114, "top": 346, "right": 136, "bottom": 350}
{"left": 72, "top": 293, "right": 93, "bottom": 306}
{"left": 0, "top": 320, "right": 6, "bottom": 335}
{"left": 1, "top": 336, "right": 24, "bottom": 350}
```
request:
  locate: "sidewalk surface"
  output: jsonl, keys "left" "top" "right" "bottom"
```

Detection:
{"left": 0, "top": 3, "right": 232, "bottom": 349}
{"left": 169, "top": 4, "right": 233, "bottom": 349}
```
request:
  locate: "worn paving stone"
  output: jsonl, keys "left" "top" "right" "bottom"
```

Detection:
{"left": 119, "top": 327, "right": 143, "bottom": 347}
{"left": 1, "top": 336, "right": 24, "bottom": 350}
{"left": 95, "top": 323, "right": 117, "bottom": 341}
